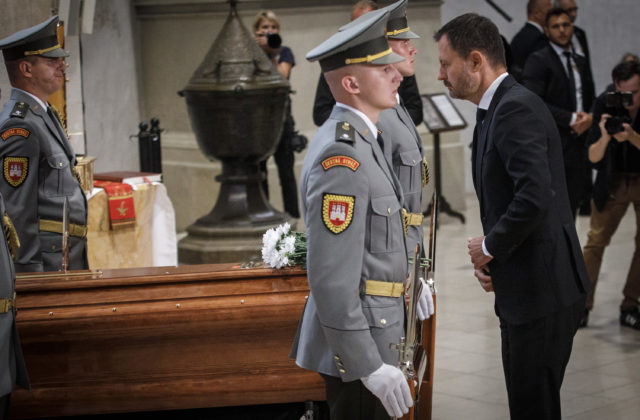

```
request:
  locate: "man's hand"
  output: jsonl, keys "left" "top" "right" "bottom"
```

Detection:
{"left": 361, "top": 364, "right": 413, "bottom": 417}
{"left": 468, "top": 236, "right": 493, "bottom": 268}
{"left": 571, "top": 111, "right": 593, "bottom": 136}
{"left": 474, "top": 266, "right": 493, "bottom": 292}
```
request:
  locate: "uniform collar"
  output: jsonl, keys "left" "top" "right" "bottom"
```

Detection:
{"left": 12, "top": 87, "right": 47, "bottom": 110}
{"left": 335, "top": 102, "right": 378, "bottom": 137}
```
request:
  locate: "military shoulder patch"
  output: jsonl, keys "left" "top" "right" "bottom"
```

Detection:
{"left": 322, "top": 193, "right": 355, "bottom": 234}
{"left": 335, "top": 121, "right": 355, "bottom": 143}
{"left": 3, "top": 157, "right": 29, "bottom": 187}
{"left": 1, "top": 127, "right": 30, "bottom": 141}
{"left": 321, "top": 155, "right": 360, "bottom": 172}
{"left": 10, "top": 102, "right": 28, "bottom": 119}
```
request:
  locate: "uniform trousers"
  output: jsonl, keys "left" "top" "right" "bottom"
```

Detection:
{"left": 320, "top": 373, "right": 389, "bottom": 420}
{"left": 0, "top": 393, "right": 10, "bottom": 420}
{"left": 583, "top": 174, "right": 640, "bottom": 310}
{"left": 499, "top": 297, "right": 584, "bottom": 420}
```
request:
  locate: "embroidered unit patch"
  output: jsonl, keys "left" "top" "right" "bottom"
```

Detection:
{"left": 322, "top": 193, "right": 355, "bottom": 234}
{"left": 321, "top": 155, "right": 360, "bottom": 172}
{"left": 1, "top": 128, "right": 30, "bottom": 140}
{"left": 3, "top": 157, "right": 28, "bottom": 187}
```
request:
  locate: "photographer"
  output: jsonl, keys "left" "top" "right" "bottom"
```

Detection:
{"left": 582, "top": 60, "right": 640, "bottom": 330}
{"left": 253, "top": 10, "right": 304, "bottom": 218}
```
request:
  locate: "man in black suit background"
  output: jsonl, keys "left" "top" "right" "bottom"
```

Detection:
{"left": 510, "top": 0, "right": 551, "bottom": 81}
{"left": 555, "top": 0, "right": 594, "bottom": 215}
{"left": 435, "top": 13, "right": 588, "bottom": 419}
{"left": 523, "top": 7, "right": 595, "bottom": 217}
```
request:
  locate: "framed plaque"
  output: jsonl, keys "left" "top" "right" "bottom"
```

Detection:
{"left": 420, "top": 93, "right": 467, "bottom": 133}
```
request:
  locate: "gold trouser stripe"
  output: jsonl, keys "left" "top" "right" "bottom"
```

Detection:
{"left": 345, "top": 48, "right": 392, "bottom": 65}
{"left": 364, "top": 280, "right": 404, "bottom": 297}
{"left": 0, "top": 292, "right": 16, "bottom": 314}
{"left": 24, "top": 43, "right": 62, "bottom": 56}
{"left": 39, "top": 219, "right": 87, "bottom": 238}
{"left": 387, "top": 27, "right": 410, "bottom": 37}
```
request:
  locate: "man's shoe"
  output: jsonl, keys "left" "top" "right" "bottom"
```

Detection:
{"left": 620, "top": 307, "right": 640, "bottom": 330}
{"left": 579, "top": 309, "right": 589, "bottom": 328}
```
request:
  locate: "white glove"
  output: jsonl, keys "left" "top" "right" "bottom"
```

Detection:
{"left": 361, "top": 363, "right": 413, "bottom": 417}
{"left": 417, "top": 277, "right": 435, "bottom": 320}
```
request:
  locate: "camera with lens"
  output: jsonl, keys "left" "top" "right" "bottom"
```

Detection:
{"left": 266, "top": 32, "right": 282, "bottom": 49}
{"left": 290, "top": 131, "right": 308, "bottom": 153}
{"left": 604, "top": 91, "right": 633, "bottom": 134}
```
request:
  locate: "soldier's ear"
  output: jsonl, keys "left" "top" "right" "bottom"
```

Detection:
{"left": 18, "top": 59, "right": 33, "bottom": 79}
{"left": 341, "top": 74, "right": 360, "bottom": 94}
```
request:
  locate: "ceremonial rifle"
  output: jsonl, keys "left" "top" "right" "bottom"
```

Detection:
{"left": 391, "top": 193, "right": 438, "bottom": 420}
{"left": 61, "top": 196, "right": 70, "bottom": 272}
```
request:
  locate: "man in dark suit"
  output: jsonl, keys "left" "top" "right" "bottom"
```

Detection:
{"left": 510, "top": 0, "right": 551, "bottom": 81}
{"left": 555, "top": 0, "right": 594, "bottom": 215}
{"left": 522, "top": 7, "right": 595, "bottom": 217}
{"left": 435, "top": 13, "right": 589, "bottom": 419}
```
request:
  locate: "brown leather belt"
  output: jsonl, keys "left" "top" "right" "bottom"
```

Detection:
{"left": 39, "top": 219, "right": 87, "bottom": 238}
{"left": 0, "top": 292, "right": 16, "bottom": 314}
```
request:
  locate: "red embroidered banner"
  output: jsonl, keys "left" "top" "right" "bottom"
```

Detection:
{"left": 93, "top": 180, "right": 136, "bottom": 230}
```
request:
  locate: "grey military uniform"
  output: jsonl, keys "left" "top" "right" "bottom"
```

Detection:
{"left": 0, "top": 88, "right": 87, "bottom": 272}
{"left": 378, "top": 101, "right": 426, "bottom": 260}
{"left": 291, "top": 106, "right": 408, "bottom": 382}
{"left": 0, "top": 191, "right": 29, "bottom": 397}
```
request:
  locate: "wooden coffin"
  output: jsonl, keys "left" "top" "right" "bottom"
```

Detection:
{"left": 11, "top": 264, "right": 325, "bottom": 418}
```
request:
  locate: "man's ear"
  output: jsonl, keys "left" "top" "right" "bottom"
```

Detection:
{"left": 341, "top": 74, "right": 360, "bottom": 94}
{"left": 18, "top": 60, "right": 32, "bottom": 79}
{"left": 468, "top": 50, "right": 484, "bottom": 72}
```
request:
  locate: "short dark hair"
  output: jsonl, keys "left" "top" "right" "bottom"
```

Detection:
{"left": 612, "top": 61, "right": 640, "bottom": 85}
{"left": 545, "top": 7, "right": 569, "bottom": 24}
{"left": 433, "top": 13, "right": 506, "bottom": 69}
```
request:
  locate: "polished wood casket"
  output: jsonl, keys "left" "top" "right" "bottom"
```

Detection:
{"left": 11, "top": 264, "right": 435, "bottom": 419}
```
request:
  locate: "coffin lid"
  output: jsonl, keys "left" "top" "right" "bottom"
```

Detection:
{"left": 183, "top": 1, "right": 289, "bottom": 92}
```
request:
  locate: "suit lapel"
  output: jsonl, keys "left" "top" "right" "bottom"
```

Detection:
{"left": 475, "top": 76, "right": 517, "bottom": 204}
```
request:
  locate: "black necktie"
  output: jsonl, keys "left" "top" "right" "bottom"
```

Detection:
{"left": 376, "top": 132, "right": 385, "bottom": 153}
{"left": 471, "top": 108, "right": 487, "bottom": 187}
{"left": 564, "top": 51, "right": 577, "bottom": 111}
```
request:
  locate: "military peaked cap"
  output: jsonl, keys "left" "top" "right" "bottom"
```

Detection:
{"left": 307, "top": 9, "right": 404, "bottom": 72}
{"left": 382, "top": 0, "right": 420, "bottom": 39}
{"left": 0, "top": 16, "right": 68, "bottom": 62}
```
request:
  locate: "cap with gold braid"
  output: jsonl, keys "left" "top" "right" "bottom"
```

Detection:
{"left": 0, "top": 16, "right": 68, "bottom": 62}
{"left": 382, "top": 0, "right": 420, "bottom": 40}
{"left": 306, "top": 8, "right": 404, "bottom": 72}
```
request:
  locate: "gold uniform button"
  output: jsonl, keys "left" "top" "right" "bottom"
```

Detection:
{"left": 387, "top": 208, "right": 391, "bottom": 214}
{"left": 59, "top": 162, "right": 63, "bottom": 167}
{"left": 334, "top": 355, "right": 340, "bottom": 361}
{"left": 380, "top": 318, "right": 387, "bottom": 325}
{"left": 339, "top": 369, "right": 346, "bottom": 373}
{"left": 412, "top": 159, "right": 416, "bottom": 164}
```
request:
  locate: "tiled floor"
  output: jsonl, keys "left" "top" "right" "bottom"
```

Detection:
{"left": 432, "top": 195, "right": 640, "bottom": 420}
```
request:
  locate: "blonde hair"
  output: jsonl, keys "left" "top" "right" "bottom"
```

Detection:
{"left": 252, "top": 10, "right": 280, "bottom": 33}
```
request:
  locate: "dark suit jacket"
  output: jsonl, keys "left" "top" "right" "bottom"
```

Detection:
{"left": 573, "top": 26, "right": 591, "bottom": 67}
{"left": 473, "top": 75, "right": 589, "bottom": 324}
{"left": 510, "top": 22, "right": 548, "bottom": 80}
{"left": 312, "top": 74, "right": 423, "bottom": 126}
{"left": 522, "top": 44, "right": 595, "bottom": 168}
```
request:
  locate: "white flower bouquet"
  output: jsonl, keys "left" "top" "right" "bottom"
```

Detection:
{"left": 261, "top": 222, "right": 307, "bottom": 269}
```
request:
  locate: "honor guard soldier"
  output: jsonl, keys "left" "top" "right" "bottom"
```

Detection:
{"left": 290, "top": 9, "right": 412, "bottom": 419}
{"left": 0, "top": 190, "right": 30, "bottom": 419}
{"left": 376, "top": 0, "right": 434, "bottom": 320}
{"left": 0, "top": 16, "right": 88, "bottom": 272}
